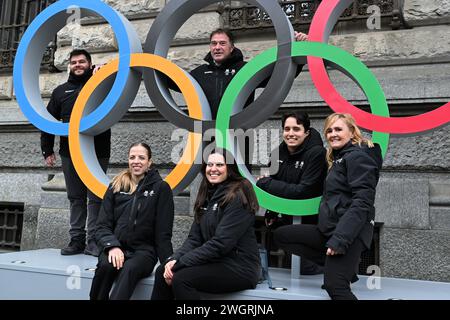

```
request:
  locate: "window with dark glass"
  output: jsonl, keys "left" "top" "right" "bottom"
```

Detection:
{"left": 220, "top": 0, "right": 405, "bottom": 33}
{"left": 0, "top": 0, "right": 56, "bottom": 72}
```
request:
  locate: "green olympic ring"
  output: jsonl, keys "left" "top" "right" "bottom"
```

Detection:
{"left": 216, "top": 41, "right": 390, "bottom": 215}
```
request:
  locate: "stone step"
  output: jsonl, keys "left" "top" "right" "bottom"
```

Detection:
{"left": 31, "top": 208, "right": 193, "bottom": 251}
{"left": 41, "top": 191, "right": 190, "bottom": 213}
{"left": 1, "top": 249, "right": 450, "bottom": 300}
{"left": 430, "top": 207, "right": 450, "bottom": 231}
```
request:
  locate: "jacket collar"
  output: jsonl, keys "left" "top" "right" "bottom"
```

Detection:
{"left": 206, "top": 180, "right": 230, "bottom": 204}
{"left": 332, "top": 141, "right": 357, "bottom": 159}
{"left": 136, "top": 168, "right": 162, "bottom": 192}
{"left": 332, "top": 141, "right": 383, "bottom": 169}
{"left": 67, "top": 68, "right": 93, "bottom": 85}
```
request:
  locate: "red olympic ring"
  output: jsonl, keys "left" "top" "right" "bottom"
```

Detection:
{"left": 308, "top": 0, "right": 450, "bottom": 134}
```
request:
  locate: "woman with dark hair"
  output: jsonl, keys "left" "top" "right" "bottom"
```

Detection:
{"left": 274, "top": 113, "right": 383, "bottom": 300}
{"left": 90, "top": 143, "right": 174, "bottom": 300}
{"left": 151, "top": 149, "right": 260, "bottom": 300}
{"left": 256, "top": 111, "right": 327, "bottom": 274}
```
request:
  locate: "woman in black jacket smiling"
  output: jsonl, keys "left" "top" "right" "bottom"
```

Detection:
{"left": 274, "top": 113, "right": 383, "bottom": 300}
{"left": 151, "top": 149, "right": 260, "bottom": 300}
{"left": 90, "top": 142, "right": 174, "bottom": 300}
{"left": 256, "top": 111, "right": 327, "bottom": 275}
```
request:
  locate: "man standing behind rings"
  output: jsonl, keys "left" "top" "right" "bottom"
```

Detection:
{"left": 167, "top": 29, "right": 308, "bottom": 167}
{"left": 40, "top": 49, "right": 110, "bottom": 257}
{"left": 188, "top": 29, "right": 308, "bottom": 119}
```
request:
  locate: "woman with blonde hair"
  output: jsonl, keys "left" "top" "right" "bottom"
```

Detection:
{"left": 90, "top": 142, "right": 174, "bottom": 300}
{"left": 274, "top": 113, "right": 383, "bottom": 300}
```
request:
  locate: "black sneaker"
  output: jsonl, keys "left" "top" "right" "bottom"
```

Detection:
{"left": 61, "top": 240, "right": 85, "bottom": 255}
{"left": 84, "top": 240, "right": 100, "bottom": 257}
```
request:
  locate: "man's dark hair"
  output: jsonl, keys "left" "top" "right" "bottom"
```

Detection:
{"left": 282, "top": 111, "right": 311, "bottom": 132}
{"left": 69, "top": 49, "right": 92, "bottom": 63}
{"left": 209, "top": 28, "right": 234, "bottom": 46}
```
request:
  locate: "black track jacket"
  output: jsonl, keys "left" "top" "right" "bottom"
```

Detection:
{"left": 169, "top": 47, "right": 303, "bottom": 118}
{"left": 256, "top": 128, "right": 327, "bottom": 225}
{"left": 95, "top": 169, "right": 174, "bottom": 263}
{"left": 171, "top": 182, "right": 260, "bottom": 286}
{"left": 257, "top": 128, "right": 327, "bottom": 200}
{"left": 190, "top": 48, "right": 248, "bottom": 118}
{"left": 318, "top": 142, "right": 383, "bottom": 254}
{"left": 40, "top": 70, "right": 111, "bottom": 159}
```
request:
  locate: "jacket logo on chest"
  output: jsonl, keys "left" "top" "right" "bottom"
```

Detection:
{"left": 212, "top": 203, "right": 218, "bottom": 211}
{"left": 295, "top": 161, "right": 304, "bottom": 169}
{"left": 225, "top": 69, "right": 236, "bottom": 76}
{"left": 143, "top": 190, "right": 155, "bottom": 197}
{"left": 335, "top": 158, "right": 343, "bottom": 164}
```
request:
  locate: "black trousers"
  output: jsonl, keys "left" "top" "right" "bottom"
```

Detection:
{"left": 267, "top": 214, "right": 322, "bottom": 274}
{"left": 151, "top": 263, "right": 254, "bottom": 300}
{"left": 90, "top": 250, "right": 157, "bottom": 300}
{"left": 274, "top": 224, "right": 364, "bottom": 300}
{"left": 61, "top": 156, "right": 109, "bottom": 243}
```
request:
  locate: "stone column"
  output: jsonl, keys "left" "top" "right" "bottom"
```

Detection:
{"left": 34, "top": 173, "right": 71, "bottom": 249}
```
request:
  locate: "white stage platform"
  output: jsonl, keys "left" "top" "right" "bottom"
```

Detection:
{"left": 0, "top": 249, "right": 449, "bottom": 300}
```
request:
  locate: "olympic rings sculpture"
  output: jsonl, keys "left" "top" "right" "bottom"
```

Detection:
{"left": 13, "top": 0, "right": 450, "bottom": 215}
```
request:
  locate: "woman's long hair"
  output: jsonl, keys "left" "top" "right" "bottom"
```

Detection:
{"left": 324, "top": 113, "right": 374, "bottom": 168}
{"left": 111, "top": 142, "right": 152, "bottom": 194}
{"left": 194, "top": 148, "right": 259, "bottom": 222}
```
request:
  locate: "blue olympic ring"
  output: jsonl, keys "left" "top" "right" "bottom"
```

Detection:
{"left": 13, "top": 0, "right": 141, "bottom": 136}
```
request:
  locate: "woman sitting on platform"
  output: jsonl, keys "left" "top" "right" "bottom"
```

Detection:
{"left": 90, "top": 142, "right": 174, "bottom": 300}
{"left": 151, "top": 149, "right": 260, "bottom": 300}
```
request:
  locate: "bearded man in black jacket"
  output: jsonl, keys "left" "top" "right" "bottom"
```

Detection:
{"left": 40, "top": 49, "right": 110, "bottom": 257}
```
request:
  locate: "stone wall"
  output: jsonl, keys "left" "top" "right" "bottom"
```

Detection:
{"left": 404, "top": 0, "right": 450, "bottom": 26}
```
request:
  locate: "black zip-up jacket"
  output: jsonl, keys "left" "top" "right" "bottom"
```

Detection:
{"left": 190, "top": 48, "right": 249, "bottom": 118}
{"left": 40, "top": 70, "right": 111, "bottom": 159}
{"left": 257, "top": 128, "right": 327, "bottom": 200}
{"left": 318, "top": 142, "right": 383, "bottom": 254}
{"left": 168, "top": 47, "right": 303, "bottom": 118}
{"left": 256, "top": 128, "right": 327, "bottom": 225}
{"left": 95, "top": 168, "right": 174, "bottom": 263}
{"left": 171, "top": 182, "right": 260, "bottom": 286}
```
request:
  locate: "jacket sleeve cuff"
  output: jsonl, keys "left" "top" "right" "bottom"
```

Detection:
{"left": 326, "top": 237, "right": 347, "bottom": 255}
{"left": 256, "top": 177, "right": 271, "bottom": 190}
{"left": 163, "top": 256, "right": 175, "bottom": 265}
{"left": 171, "top": 260, "right": 185, "bottom": 272}
{"left": 42, "top": 151, "right": 54, "bottom": 158}
{"left": 102, "top": 240, "right": 121, "bottom": 252}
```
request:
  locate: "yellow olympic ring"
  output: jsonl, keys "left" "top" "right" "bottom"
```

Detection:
{"left": 69, "top": 53, "right": 203, "bottom": 198}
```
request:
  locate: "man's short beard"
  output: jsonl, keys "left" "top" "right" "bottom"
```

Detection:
{"left": 69, "top": 67, "right": 92, "bottom": 82}
{"left": 70, "top": 68, "right": 87, "bottom": 76}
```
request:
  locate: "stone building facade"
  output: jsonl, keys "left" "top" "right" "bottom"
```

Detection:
{"left": 0, "top": 0, "right": 449, "bottom": 282}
